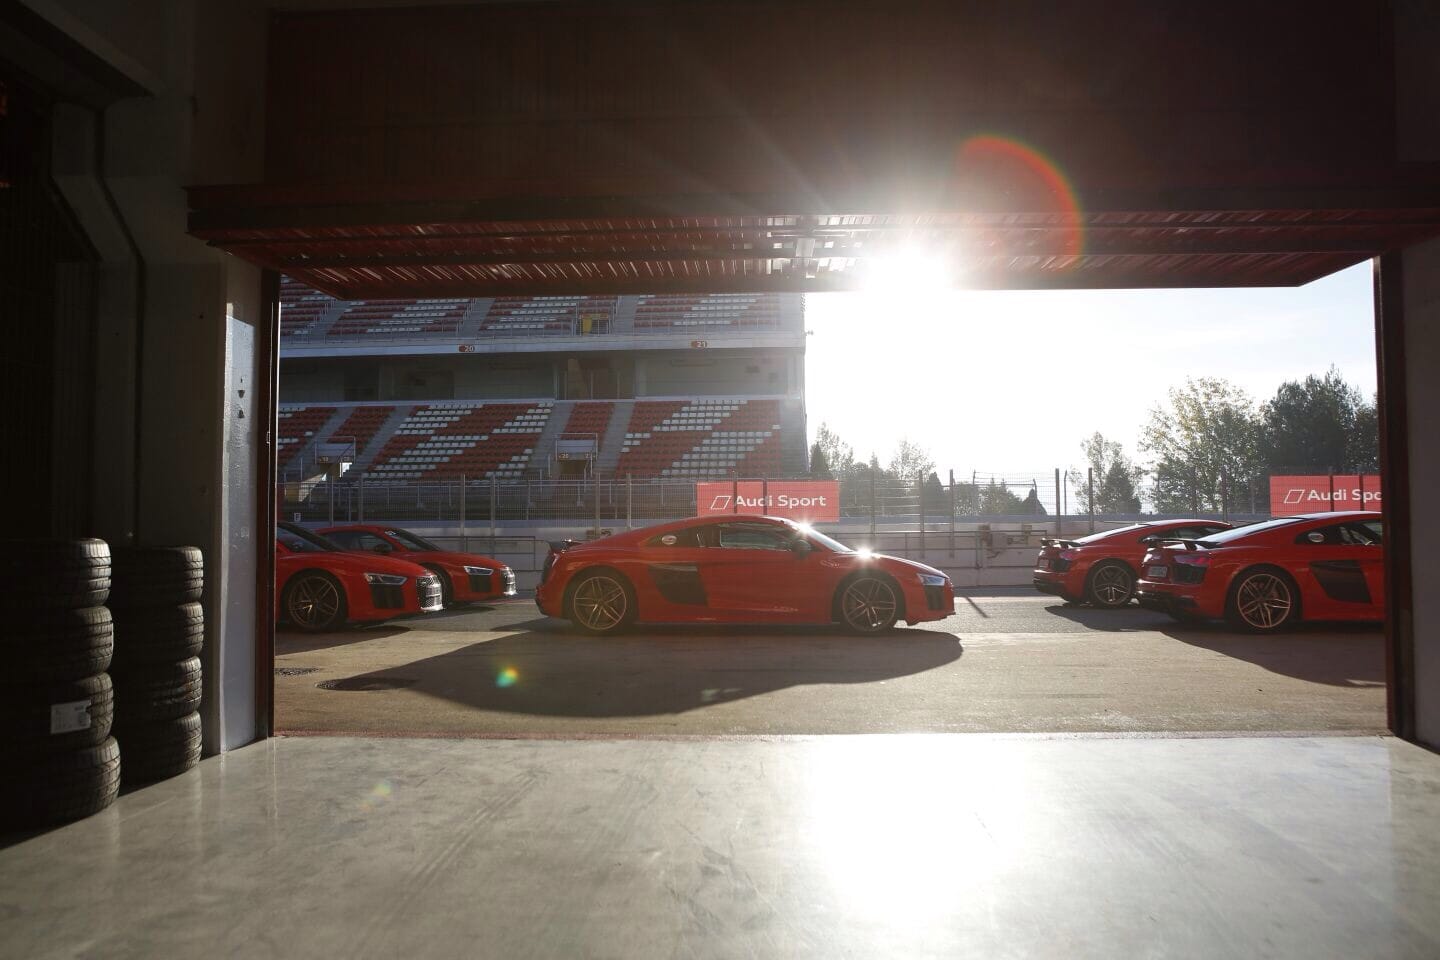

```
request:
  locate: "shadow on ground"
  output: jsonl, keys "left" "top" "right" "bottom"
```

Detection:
{"left": 1044, "top": 602, "right": 1384, "bottom": 687}
{"left": 314, "top": 620, "right": 963, "bottom": 718}
{"left": 276, "top": 624, "right": 411, "bottom": 654}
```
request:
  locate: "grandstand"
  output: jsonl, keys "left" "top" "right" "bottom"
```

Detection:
{"left": 277, "top": 279, "right": 806, "bottom": 483}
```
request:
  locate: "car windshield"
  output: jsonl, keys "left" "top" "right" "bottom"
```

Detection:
{"left": 1074, "top": 523, "right": 1149, "bottom": 545}
{"left": 386, "top": 529, "right": 440, "bottom": 551}
{"left": 277, "top": 523, "right": 338, "bottom": 553}
{"left": 1196, "top": 517, "right": 1304, "bottom": 545}
{"left": 793, "top": 524, "right": 854, "bottom": 554}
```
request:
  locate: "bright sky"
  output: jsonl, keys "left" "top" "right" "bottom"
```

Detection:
{"left": 803, "top": 261, "right": 1377, "bottom": 479}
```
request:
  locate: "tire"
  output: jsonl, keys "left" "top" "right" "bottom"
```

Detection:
{"left": 1, "top": 606, "right": 113, "bottom": 683}
{"left": 0, "top": 673, "right": 113, "bottom": 758}
{"left": 1085, "top": 561, "right": 1135, "bottom": 608}
{"left": 111, "top": 602, "right": 204, "bottom": 668}
{"left": 112, "top": 657, "right": 203, "bottom": 722}
{"left": 115, "top": 712, "right": 201, "bottom": 785}
{"left": 424, "top": 565, "right": 454, "bottom": 607}
{"left": 110, "top": 546, "right": 204, "bottom": 608}
{"left": 1, "top": 737, "right": 121, "bottom": 828}
{"left": 837, "top": 574, "right": 902, "bottom": 634}
{"left": 0, "top": 538, "right": 110, "bottom": 610}
{"left": 281, "top": 571, "right": 348, "bottom": 633}
{"left": 1226, "top": 566, "right": 1300, "bottom": 633}
{"left": 565, "top": 570, "right": 636, "bottom": 636}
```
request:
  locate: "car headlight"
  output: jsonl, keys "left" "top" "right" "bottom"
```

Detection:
{"left": 917, "top": 573, "right": 948, "bottom": 586}
{"left": 464, "top": 565, "right": 493, "bottom": 576}
{"left": 364, "top": 572, "right": 407, "bottom": 585}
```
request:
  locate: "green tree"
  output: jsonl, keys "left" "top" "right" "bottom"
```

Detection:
{"left": 1260, "top": 367, "right": 1372, "bottom": 473}
{"left": 1141, "top": 377, "right": 1263, "bottom": 514}
{"left": 979, "top": 482, "right": 1025, "bottom": 515}
{"left": 1348, "top": 394, "right": 1379, "bottom": 472}
{"left": 808, "top": 442, "right": 832, "bottom": 480}
{"left": 1019, "top": 487, "right": 1048, "bottom": 516}
{"left": 887, "top": 437, "right": 935, "bottom": 482}
{"left": 812, "top": 423, "right": 856, "bottom": 479}
{"left": 1067, "top": 432, "right": 1143, "bottom": 514}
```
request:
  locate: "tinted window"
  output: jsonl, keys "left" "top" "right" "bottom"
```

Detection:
{"left": 324, "top": 530, "right": 364, "bottom": 550}
{"left": 643, "top": 526, "right": 705, "bottom": 548}
{"left": 330, "top": 531, "right": 391, "bottom": 552}
{"left": 716, "top": 523, "right": 792, "bottom": 551}
{"left": 276, "top": 524, "right": 338, "bottom": 553}
{"left": 1298, "top": 523, "right": 1383, "bottom": 546}
{"left": 386, "top": 529, "right": 439, "bottom": 551}
{"left": 1075, "top": 523, "right": 1149, "bottom": 545}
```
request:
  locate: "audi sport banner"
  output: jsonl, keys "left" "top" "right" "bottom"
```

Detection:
{"left": 1269, "top": 475, "right": 1382, "bottom": 515}
{"left": 696, "top": 481, "right": 841, "bottom": 523}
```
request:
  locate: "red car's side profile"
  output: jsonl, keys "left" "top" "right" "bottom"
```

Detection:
{"left": 1033, "top": 519, "right": 1233, "bottom": 608}
{"left": 1135, "top": 511, "right": 1384, "bottom": 632}
{"left": 275, "top": 522, "right": 444, "bottom": 632}
{"left": 535, "top": 515, "right": 954, "bottom": 635}
{"left": 319, "top": 524, "right": 516, "bottom": 606}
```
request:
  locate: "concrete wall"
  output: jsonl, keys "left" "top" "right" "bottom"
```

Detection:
{"left": 640, "top": 353, "right": 790, "bottom": 397}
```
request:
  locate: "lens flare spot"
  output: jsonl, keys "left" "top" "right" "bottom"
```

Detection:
{"left": 496, "top": 666, "right": 520, "bottom": 688}
{"left": 954, "top": 134, "right": 1083, "bottom": 260}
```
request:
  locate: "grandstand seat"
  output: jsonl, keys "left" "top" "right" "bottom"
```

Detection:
{"left": 479, "top": 296, "right": 617, "bottom": 335}
{"left": 614, "top": 398, "right": 782, "bottom": 479}
{"left": 279, "top": 278, "right": 335, "bottom": 338}
{"left": 327, "top": 299, "right": 467, "bottom": 337}
{"left": 328, "top": 406, "right": 395, "bottom": 459}
{"left": 277, "top": 405, "right": 338, "bottom": 468}
{"left": 633, "top": 294, "right": 785, "bottom": 331}
{"left": 366, "top": 401, "right": 554, "bottom": 480}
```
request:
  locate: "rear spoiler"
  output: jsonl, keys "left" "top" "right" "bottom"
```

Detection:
{"left": 1156, "top": 538, "right": 1203, "bottom": 551}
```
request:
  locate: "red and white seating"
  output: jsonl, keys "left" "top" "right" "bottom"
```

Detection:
{"left": 480, "top": 296, "right": 616, "bottom": 335}
{"left": 328, "top": 299, "right": 467, "bottom": 337}
{"left": 615, "top": 399, "right": 782, "bottom": 478}
{"left": 277, "top": 405, "right": 337, "bottom": 468}
{"left": 280, "top": 278, "right": 335, "bottom": 337}
{"left": 633, "top": 294, "right": 786, "bottom": 331}
{"left": 366, "top": 402, "right": 554, "bottom": 480}
{"left": 328, "top": 406, "right": 394, "bottom": 459}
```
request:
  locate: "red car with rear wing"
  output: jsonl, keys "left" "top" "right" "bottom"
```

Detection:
{"left": 1134, "top": 511, "right": 1383, "bottom": 632}
{"left": 276, "top": 522, "right": 444, "bottom": 632}
{"left": 535, "top": 515, "right": 954, "bottom": 635}
{"left": 1033, "top": 520, "right": 1232, "bottom": 608}
{"left": 320, "top": 524, "right": 516, "bottom": 606}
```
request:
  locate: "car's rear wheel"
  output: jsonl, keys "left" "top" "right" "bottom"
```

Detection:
{"left": 839, "top": 576, "right": 900, "bottom": 634}
{"left": 1226, "top": 566, "right": 1299, "bottom": 633}
{"left": 1085, "top": 561, "right": 1135, "bottom": 608}
{"left": 283, "top": 572, "right": 347, "bottom": 633}
{"left": 567, "top": 570, "right": 635, "bottom": 636}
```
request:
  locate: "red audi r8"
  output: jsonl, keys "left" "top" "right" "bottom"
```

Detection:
{"left": 276, "top": 522, "right": 444, "bottom": 632}
{"left": 1135, "top": 511, "right": 1384, "bottom": 632}
{"left": 1033, "top": 519, "right": 1233, "bottom": 608}
{"left": 535, "top": 515, "right": 954, "bottom": 635}
{"left": 319, "top": 524, "right": 516, "bottom": 606}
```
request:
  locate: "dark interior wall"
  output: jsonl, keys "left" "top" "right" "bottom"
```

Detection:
{"left": 264, "top": 0, "right": 1401, "bottom": 198}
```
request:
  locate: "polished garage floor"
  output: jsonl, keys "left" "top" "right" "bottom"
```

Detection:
{"left": 3, "top": 734, "right": 1438, "bottom": 958}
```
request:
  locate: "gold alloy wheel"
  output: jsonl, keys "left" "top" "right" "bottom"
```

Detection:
{"left": 1235, "top": 571, "right": 1295, "bottom": 630}
{"left": 1088, "top": 563, "right": 1134, "bottom": 607}
{"left": 288, "top": 574, "right": 342, "bottom": 631}
{"left": 571, "top": 574, "right": 629, "bottom": 633}
{"left": 841, "top": 577, "right": 898, "bottom": 633}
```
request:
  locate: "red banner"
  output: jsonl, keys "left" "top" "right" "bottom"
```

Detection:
{"left": 1269, "top": 475, "right": 1382, "bottom": 515}
{"left": 696, "top": 481, "right": 840, "bottom": 523}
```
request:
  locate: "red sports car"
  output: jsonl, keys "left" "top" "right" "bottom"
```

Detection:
{"left": 276, "top": 522, "right": 444, "bottom": 632}
{"left": 1033, "top": 519, "right": 1233, "bottom": 608}
{"left": 320, "top": 524, "right": 516, "bottom": 606}
{"left": 1135, "top": 511, "right": 1384, "bottom": 632}
{"left": 535, "top": 515, "right": 954, "bottom": 635}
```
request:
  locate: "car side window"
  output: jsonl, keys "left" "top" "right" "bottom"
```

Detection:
{"left": 716, "top": 523, "right": 792, "bottom": 551}
{"left": 1346, "top": 521, "right": 1383, "bottom": 546}
{"left": 643, "top": 527, "right": 703, "bottom": 548}
{"left": 1298, "top": 524, "right": 1373, "bottom": 546}
{"left": 323, "top": 531, "right": 362, "bottom": 550}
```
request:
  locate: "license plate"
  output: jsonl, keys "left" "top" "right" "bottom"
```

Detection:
{"left": 1035, "top": 558, "right": 1049, "bottom": 570}
{"left": 1147, "top": 565, "right": 1168, "bottom": 578}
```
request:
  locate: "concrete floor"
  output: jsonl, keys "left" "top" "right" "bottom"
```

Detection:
{"left": 2, "top": 733, "right": 1439, "bottom": 958}
{"left": 276, "top": 594, "right": 1386, "bottom": 736}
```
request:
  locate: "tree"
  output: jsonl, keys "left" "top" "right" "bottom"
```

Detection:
{"left": 808, "top": 442, "right": 832, "bottom": 480}
{"left": 812, "top": 423, "right": 855, "bottom": 479}
{"left": 1141, "top": 377, "right": 1263, "bottom": 514}
{"left": 1019, "top": 487, "right": 1048, "bottom": 516}
{"left": 979, "top": 482, "right": 1025, "bottom": 515}
{"left": 1067, "top": 432, "right": 1143, "bottom": 515}
{"left": 887, "top": 437, "right": 935, "bottom": 482}
{"left": 1259, "top": 367, "right": 1372, "bottom": 474}
{"left": 1349, "top": 395, "right": 1379, "bottom": 472}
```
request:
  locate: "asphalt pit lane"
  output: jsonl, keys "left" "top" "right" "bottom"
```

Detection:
{"left": 317, "top": 676, "right": 418, "bottom": 692}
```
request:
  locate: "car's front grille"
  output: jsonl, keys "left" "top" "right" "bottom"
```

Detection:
{"left": 369, "top": 584, "right": 405, "bottom": 609}
{"left": 502, "top": 568, "right": 517, "bottom": 596}
{"left": 923, "top": 585, "right": 948, "bottom": 610}
{"left": 417, "top": 575, "right": 443, "bottom": 611}
{"left": 1174, "top": 565, "right": 1207, "bottom": 585}
{"left": 468, "top": 570, "right": 494, "bottom": 593}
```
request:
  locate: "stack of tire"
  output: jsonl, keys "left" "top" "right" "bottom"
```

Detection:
{"left": 109, "top": 547, "right": 204, "bottom": 786}
{"left": 1, "top": 539, "right": 121, "bottom": 829}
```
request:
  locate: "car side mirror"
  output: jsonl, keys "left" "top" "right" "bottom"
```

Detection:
{"left": 789, "top": 539, "right": 813, "bottom": 556}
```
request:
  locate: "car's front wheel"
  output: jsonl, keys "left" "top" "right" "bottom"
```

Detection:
{"left": 282, "top": 572, "right": 347, "bottom": 633}
{"left": 1085, "top": 561, "right": 1135, "bottom": 608}
{"left": 1226, "top": 566, "right": 1299, "bottom": 633}
{"left": 838, "top": 575, "right": 900, "bottom": 634}
{"left": 566, "top": 570, "right": 635, "bottom": 636}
